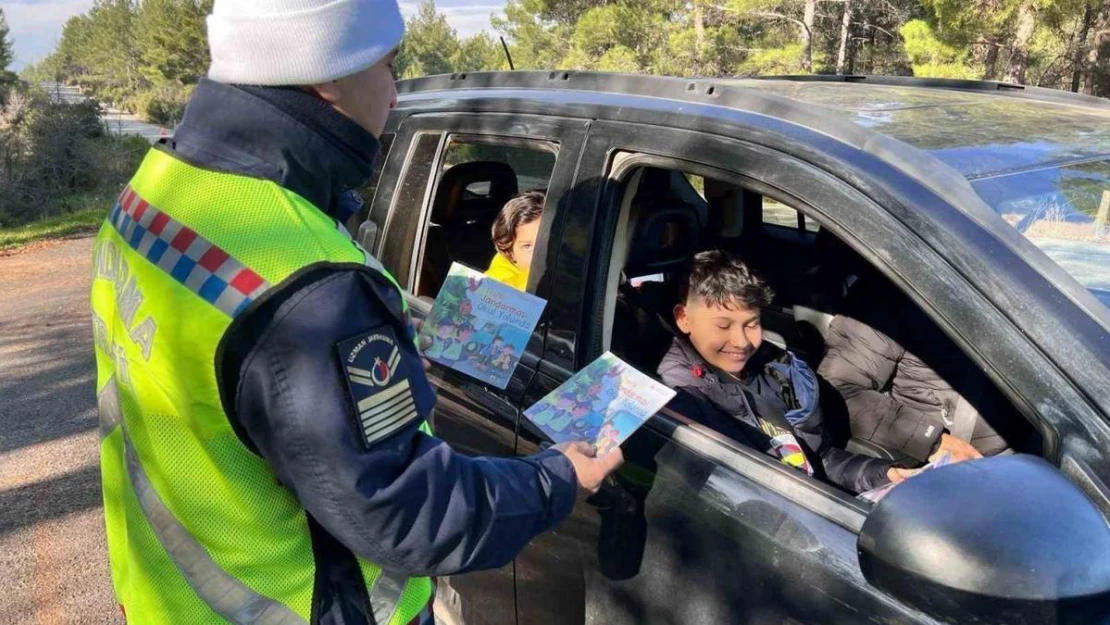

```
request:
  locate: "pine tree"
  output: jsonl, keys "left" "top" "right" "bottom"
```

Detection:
{"left": 0, "top": 8, "right": 14, "bottom": 72}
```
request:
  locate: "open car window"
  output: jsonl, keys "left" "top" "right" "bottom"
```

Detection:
{"left": 601, "top": 157, "right": 1041, "bottom": 514}
{"left": 414, "top": 137, "right": 557, "bottom": 299}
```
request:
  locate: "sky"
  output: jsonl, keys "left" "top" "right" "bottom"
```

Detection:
{"left": 4, "top": 0, "right": 507, "bottom": 71}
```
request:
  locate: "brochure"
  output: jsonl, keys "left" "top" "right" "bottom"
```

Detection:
{"left": 419, "top": 262, "right": 546, "bottom": 390}
{"left": 523, "top": 352, "right": 677, "bottom": 454}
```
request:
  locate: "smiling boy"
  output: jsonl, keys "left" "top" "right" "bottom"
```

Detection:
{"left": 658, "top": 250, "right": 913, "bottom": 494}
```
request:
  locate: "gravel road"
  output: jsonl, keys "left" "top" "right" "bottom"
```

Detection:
{"left": 0, "top": 236, "right": 122, "bottom": 624}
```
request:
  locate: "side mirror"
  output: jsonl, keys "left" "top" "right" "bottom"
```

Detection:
{"left": 858, "top": 455, "right": 1110, "bottom": 625}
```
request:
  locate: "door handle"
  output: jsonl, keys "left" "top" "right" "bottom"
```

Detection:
{"left": 586, "top": 476, "right": 637, "bottom": 515}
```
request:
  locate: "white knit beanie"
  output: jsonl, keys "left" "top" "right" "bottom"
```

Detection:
{"left": 207, "top": 0, "right": 405, "bottom": 86}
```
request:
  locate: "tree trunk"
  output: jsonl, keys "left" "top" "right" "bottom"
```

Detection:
{"left": 802, "top": 0, "right": 816, "bottom": 73}
{"left": 1086, "top": 29, "right": 1109, "bottom": 94}
{"left": 1005, "top": 1, "right": 1039, "bottom": 85}
{"left": 1071, "top": 5, "right": 1096, "bottom": 92}
{"left": 865, "top": 19, "right": 875, "bottom": 74}
{"left": 1084, "top": 1, "right": 1110, "bottom": 94}
{"left": 984, "top": 39, "right": 1000, "bottom": 80}
{"left": 694, "top": 0, "right": 706, "bottom": 59}
{"left": 836, "top": 0, "right": 854, "bottom": 75}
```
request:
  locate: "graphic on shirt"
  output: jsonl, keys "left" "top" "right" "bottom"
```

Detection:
{"left": 523, "top": 352, "right": 676, "bottom": 453}
{"left": 419, "top": 263, "right": 546, "bottom": 390}
{"left": 758, "top": 420, "right": 815, "bottom": 476}
{"left": 338, "top": 326, "right": 419, "bottom": 447}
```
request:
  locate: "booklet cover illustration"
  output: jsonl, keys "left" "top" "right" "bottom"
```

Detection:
{"left": 419, "top": 262, "right": 546, "bottom": 390}
{"left": 523, "top": 352, "right": 677, "bottom": 453}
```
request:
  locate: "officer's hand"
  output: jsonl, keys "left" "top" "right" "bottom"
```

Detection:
{"left": 931, "top": 434, "right": 982, "bottom": 464}
{"left": 410, "top": 318, "right": 432, "bottom": 371}
{"left": 553, "top": 441, "right": 624, "bottom": 494}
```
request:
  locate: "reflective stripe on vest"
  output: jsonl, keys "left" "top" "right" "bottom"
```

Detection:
{"left": 99, "top": 377, "right": 306, "bottom": 625}
{"left": 109, "top": 186, "right": 270, "bottom": 318}
{"left": 370, "top": 569, "right": 408, "bottom": 624}
{"left": 101, "top": 185, "right": 419, "bottom": 624}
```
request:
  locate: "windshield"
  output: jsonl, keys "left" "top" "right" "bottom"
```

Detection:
{"left": 970, "top": 159, "right": 1110, "bottom": 309}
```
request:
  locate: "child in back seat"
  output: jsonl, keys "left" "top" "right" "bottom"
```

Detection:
{"left": 485, "top": 191, "right": 544, "bottom": 291}
{"left": 657, "top": 250, "right": 917, "bottom": 494}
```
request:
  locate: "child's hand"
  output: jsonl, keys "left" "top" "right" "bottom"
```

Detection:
{"left": 410, "top": 318, "right": 433, "bottom": 371}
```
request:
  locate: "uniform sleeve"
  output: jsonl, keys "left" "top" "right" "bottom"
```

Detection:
{"left": 818, "top": 314, "right": 944, "bottom": 462}
{"left": 220, "top": 266, "right": 578, "bottom": 576}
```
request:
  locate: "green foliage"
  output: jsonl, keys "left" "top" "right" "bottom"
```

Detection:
{"left": 0, "top": 8, "right": 17, "bottom": 105}
{"left": 0, "top": 8, "right": 13, "bottom": 72}
{"left": 397, "top": 0, "right": 506, "bottom": 78}
{"left": 25, "top": 0, "right": 1110, "bottom": 116}
{"left": 135, "top": 0, "right": 212, "bottom": 86}
{"left": 129, "top": 83, "right": 193, "bottom": 126}
{"left": 454, "top": 33, "right": 509, "bottom": 72}
{"left": 0, "top": 90, "right": 146, "bottom": 228}
{"left": 0, "top": 206, "right": 107, "bottom": 250}
{"left": 735, "top": 43, "right": 807, "bottom": 75}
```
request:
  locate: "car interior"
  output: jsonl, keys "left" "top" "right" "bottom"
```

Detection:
{"left": 605, "top": 165, "right": 1043, "bottom": 492}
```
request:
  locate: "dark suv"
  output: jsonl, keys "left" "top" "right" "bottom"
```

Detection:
{"left": 354, "top": 72, "right": 1110, "bottom": 625}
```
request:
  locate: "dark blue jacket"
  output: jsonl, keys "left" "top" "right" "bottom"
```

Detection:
{"left": 658, "top": 337, "right": 894, "bottom": 494}
{"left": 169, "top": 79, "right": 578, "bottom": 623}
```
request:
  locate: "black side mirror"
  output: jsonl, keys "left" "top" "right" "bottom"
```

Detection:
{"left": 858, "top": 455, "right": 1110, "bottom": 625}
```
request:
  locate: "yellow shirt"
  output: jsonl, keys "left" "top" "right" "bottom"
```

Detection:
{"left": 485, "top": 252, "right": 528, "bottom": 291}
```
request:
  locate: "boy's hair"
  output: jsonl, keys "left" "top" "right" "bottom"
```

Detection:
{"left": 678, "top": 250, "right": 774, "bottom": 310}
{"left": 491, "top": 191, "right": 545, "bottom": 258}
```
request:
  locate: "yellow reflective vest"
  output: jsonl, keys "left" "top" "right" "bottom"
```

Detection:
{"left": 91, "top": 148, "right": 433, "bottom": 624}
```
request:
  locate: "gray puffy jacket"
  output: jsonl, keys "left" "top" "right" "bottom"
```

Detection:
{"left": 818, "top": 279, "right": 1013, "bottom": 462}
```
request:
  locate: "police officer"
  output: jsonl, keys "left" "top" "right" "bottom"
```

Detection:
{"left": 89, "top": 1, "right": 623, "bottom": 623}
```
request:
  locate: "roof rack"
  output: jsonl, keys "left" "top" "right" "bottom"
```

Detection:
{"left": 747, "top": 74, "right": 1110, "bottom": 110}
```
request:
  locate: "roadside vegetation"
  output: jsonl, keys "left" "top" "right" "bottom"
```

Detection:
{"left": 20, "top": 0, "right": 1110, "bottom": 107}
{"left": 0, "top": 207, "right": 107, "bottom": 252}
{"left": 3, "top": 0, "right": 1109, "bottom": 248}
{"left": 0, "top": 8, "right": 146, "bottom": 242}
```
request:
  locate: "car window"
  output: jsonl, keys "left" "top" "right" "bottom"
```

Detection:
{"left": 414, "top": 137, "right": 557, "bottom": 298}
{"left": 599, "top": 158, "right": 1040, "bottom": 510}
{"left": 763, "top": 198, "right": 820, "bottom": 234}
{"left": 347, "top": 132, "right": 395, "bottom": 232}
{"left": 380, "top": 133, "right": 443, "bottom": 286}
{"left": 970, "top": 159, "right": 1110, "bottom": 311}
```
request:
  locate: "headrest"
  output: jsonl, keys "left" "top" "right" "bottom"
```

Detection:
{"left": 624, "top": 202, "right": 701, "bottom": 277}
{"left": 433, "top": 161, "right": 519, "bottom": 222}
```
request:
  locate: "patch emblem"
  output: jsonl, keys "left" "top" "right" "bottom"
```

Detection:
{"left": 338, "top": 326, "right": 420, "bottom": 447}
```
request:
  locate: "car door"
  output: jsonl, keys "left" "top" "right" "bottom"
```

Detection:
{"left": 512, "top": 120, "right": 946, "bottom": 625}
{"left": 364, "top": 112, "right": 588, "bottom": 624}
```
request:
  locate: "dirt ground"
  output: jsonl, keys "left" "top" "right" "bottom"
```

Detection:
{"left": 0, "top": 236, "right": 122, "bottom": 624}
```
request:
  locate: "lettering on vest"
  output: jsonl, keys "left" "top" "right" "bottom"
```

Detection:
{"left": 93, "top": 314, "right": 110, "bottom": 354}
{"left": 129, "top": 317, "right": 157, "bottom": 362}
{"left": 94, "top": 239, "right": 158, "bottom": 366}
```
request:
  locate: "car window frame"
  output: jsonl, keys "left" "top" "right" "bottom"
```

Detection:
{"left": 554, "top": 119, "right": 1100, "bottom": 527}
{"left": 372, "top": 113, "right": 589, "bottom": 297}
{"left": 410, "top": 133, "right": 561, "bottom": 296}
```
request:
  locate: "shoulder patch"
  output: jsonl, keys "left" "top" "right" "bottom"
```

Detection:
{"left": 337, "top": 325, "right": 420, "bottom": 448}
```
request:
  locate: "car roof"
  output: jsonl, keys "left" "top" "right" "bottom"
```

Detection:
{"left": 397, "top": 71, "right": 1110, "bottom": 182}
{"left": 720, "top": 76, "right": 1110, "bottom": 181}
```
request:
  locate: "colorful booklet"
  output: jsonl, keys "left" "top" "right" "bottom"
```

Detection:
{"left": 523, "top": 352, "right": 677, "bottom": 454}
{"left": 419, "top": 262, "right": 546, "bottom": 390}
